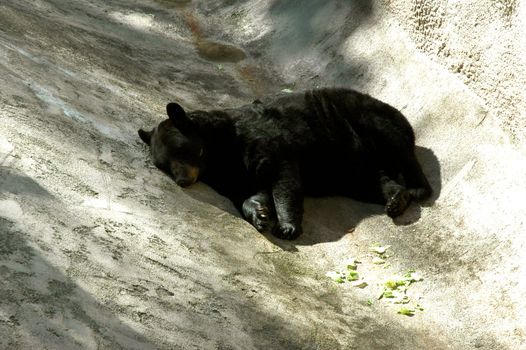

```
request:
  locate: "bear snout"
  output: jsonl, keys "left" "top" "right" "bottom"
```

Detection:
{"left": 170, "top": 161, "right": 199, "bottom": 187}
{"left": 175, "top": 176, "right": 195, "bottom": 187}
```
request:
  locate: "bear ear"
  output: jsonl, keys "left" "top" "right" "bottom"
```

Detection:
{"left": 166, "top": 102, "right": 194, "bottom": 133}
{"left": 166, "top": 102, "right": 186, "bottom": 120}
{"left": 138, "top": 128, "right": 153, "bottom": 145}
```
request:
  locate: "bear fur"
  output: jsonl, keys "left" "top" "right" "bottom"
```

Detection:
{"left": 138, "top": 88, "right": 432, "bottom": 240}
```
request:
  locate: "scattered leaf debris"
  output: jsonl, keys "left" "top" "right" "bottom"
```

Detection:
{"left": 326, "top": 243, "right": 426, "bottom": 316}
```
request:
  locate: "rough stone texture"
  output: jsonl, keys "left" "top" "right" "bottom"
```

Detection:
{"left": 384, "top": 0, "right": 526, "bottom": 144}
{"left": 1, "top": 1, "right": 525, "bottom": 349}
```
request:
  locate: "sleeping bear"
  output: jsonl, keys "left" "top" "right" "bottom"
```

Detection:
{"left": 138, "top": 88, "right": 432, "bottom": 240}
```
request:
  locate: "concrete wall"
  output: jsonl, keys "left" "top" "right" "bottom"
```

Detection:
{"left": 384, "top": 0, "right": 526, "bottom": 143}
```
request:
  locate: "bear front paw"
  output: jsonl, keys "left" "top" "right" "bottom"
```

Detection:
{"left": 385, "top": 189, "right": 412, "bottom": 218}
{"left": 273, "top": 222, "right": 302, "bottom": 240}
{"left": 252, "top": 207, "right": 274, "bottom": 232}
{"left": 242, "top": 196, "right": 275, "bottom": 233}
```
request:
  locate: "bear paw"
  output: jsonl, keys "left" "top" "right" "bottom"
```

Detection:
{"left": 385, "top": 189, "right": 412, "bottom": 218}
{"left": 273, "top": 222, "right": 302, "bottom": 240}
{"left": 242, "top": 196, "right": 275, "bottom": 233}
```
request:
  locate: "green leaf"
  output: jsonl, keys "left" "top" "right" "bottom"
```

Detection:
{"left": 385, "top": 277, "right": 411, "bottom": 290}
{"left": 383, "top": 290, "right": 395, "bottom": 298}
{"left": 347, "top": 270, "right": 359, "bottom": 281}
{"left": 326, "top": 271, "right": 345, "bottom": 283}
{"left": 345, "top": 258, "right": 360, "bottom": 270}
{"left": 385, "top": 280, "right": 398, "bottom": 289}
{"left": 397, "top": 308, "right": 415, "bottom": 316}
{"left": 352, "top": 281, "right": 368, "bottom": 288}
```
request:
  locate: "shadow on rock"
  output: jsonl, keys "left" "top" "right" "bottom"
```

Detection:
{"left": 267, "top": 0, "right": 374, "bottom": 51}
{"left": 287, "top": 146, "right": 441, "bottom": 245}
{"left": 392, "top": 146, "right": 442, "bottom": 226}
{"left": 0, "top": 167, "right": 54, "bottom": 198}
{"left": 415, "top": 145, "right": 442, "bottom": 205}
{"left": 0, "top": 218, "right": 154, "bottom": 349}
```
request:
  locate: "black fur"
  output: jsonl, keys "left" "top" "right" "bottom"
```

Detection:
{"left": 138, "top": 88, "right": 432, "bottom": 240}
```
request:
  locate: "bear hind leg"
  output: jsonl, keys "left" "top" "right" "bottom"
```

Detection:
{"left": 271, "top": 163, "right": 304, "bottom": 240}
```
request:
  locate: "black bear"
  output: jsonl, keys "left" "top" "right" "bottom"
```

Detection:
{"left": 138, "top": 88, "right": 432, "bottom": 240}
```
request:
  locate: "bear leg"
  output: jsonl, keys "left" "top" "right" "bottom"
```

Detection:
{"left": 270, "top": 163, "right": 304, "bottom": 240}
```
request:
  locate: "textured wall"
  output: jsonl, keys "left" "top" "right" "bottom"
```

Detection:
{"left": 383, "top": 0, "right": 526, "bottom": 143}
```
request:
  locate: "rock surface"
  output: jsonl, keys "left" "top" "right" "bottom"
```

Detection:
{"left": 1, "top": 1, "right": 525, "bottom": 349}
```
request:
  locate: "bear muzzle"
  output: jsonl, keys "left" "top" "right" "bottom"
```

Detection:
{"left": 171, "top": 161, "right": 199, "bottom": 187}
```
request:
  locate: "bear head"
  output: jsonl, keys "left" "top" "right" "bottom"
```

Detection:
{"left": 138, "top": 103, "right": 204, "bottom": 187}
